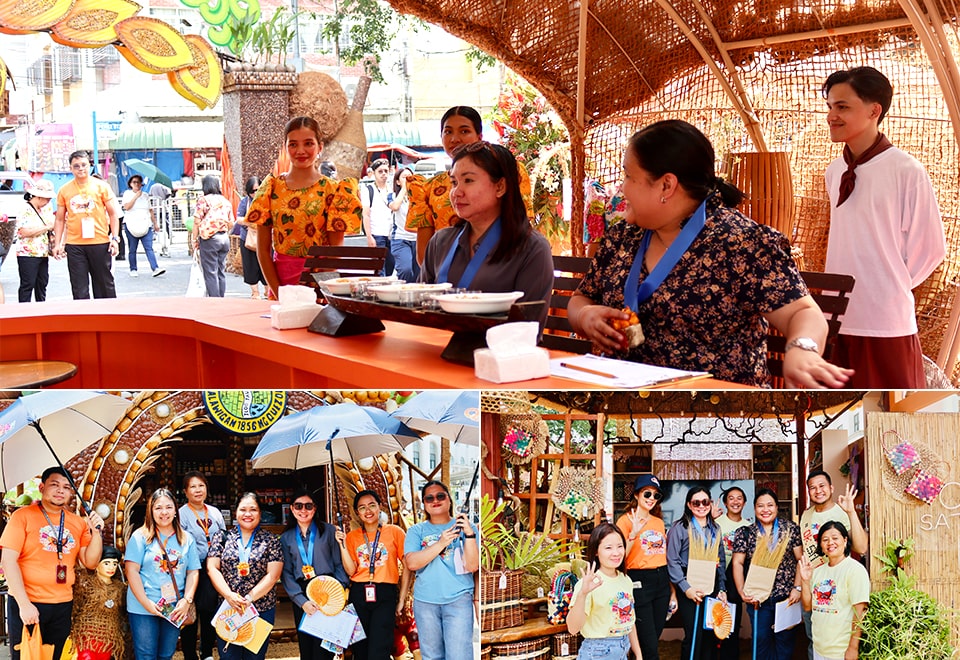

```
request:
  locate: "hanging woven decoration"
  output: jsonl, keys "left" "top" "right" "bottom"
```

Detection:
{"left": 482, "top": 390, "right": 532, "bottom": 415}
{"left": 550, "top": 466, "right": 603, "bottom": 520}
{"left": 500, "top": 411, "right": 546, "bottom": 464}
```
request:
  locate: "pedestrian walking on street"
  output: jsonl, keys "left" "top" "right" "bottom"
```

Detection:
{"left": 191, "top": 175, "right": 234, "bottom": 297}
{"left": 16, "top": 179, "right": 56, "bottom": 302}
{"left": 121, "top": 175, "right": 165, "bottom": 279}
{"left": 52, "top": 150, "right": 121, "bottom": 299}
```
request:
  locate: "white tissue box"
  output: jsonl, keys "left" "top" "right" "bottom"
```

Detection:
{"left": 474, "top": 346, "right": 551, "bottom": 383}
{"left": 270, "top": 303, "right": 321, "bottom": 330}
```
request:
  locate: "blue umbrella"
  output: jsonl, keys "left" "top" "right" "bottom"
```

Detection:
{"left": 251, "top": 403, "right": 420, "bottom": 470}
{"left": 251, "top": 403, "right": 419, "bottom": 529}
{"left": 391, "top": 390, "right": 480, "bottom": 445}
{"left": 122, "top": 158, "right": 173, "bottom": 189}
{"left": 0, "top": 391, "right": 130, "bottom": 510}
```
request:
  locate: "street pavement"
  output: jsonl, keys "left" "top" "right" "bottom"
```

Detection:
{"left": 1, "top": 235, "right": 258, "bottom": 303}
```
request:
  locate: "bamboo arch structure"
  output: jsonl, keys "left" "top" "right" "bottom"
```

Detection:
{"left": 389, "top": 0, "right": 960, "bottom": 380}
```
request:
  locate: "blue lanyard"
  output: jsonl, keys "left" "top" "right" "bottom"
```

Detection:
{"left": 237, "top": 528, "right": 255, "bottom": 564}
{"left": 38, "top": 502, "right": 65, "bottom": 561}
{"left": 295, "top": 524, "right": 316, "bottom": 568}
{"left": 362, "top": 526, "right": 383, "bottom": 582}
{"left": 690, "top": 517, "right": 717, "bottom": 545}
{"left": 623, "top": 198, "right": 707, "bottom": 310}
{"left": 436, "top": 218, "right": 502, "bottom": 289}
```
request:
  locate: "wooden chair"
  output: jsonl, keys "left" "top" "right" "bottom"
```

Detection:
{"left": 767, "top": 270, "right": 856, "bottom": 385}
{"left": 299, "top": 245, "right": 388, "bottom": 300}
{"left": 540, "top": 255, "right": 594, "bottom": 353}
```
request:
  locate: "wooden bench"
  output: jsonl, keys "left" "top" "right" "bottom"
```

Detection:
{"left": 541, "top": 255, "right": 593, "bottom": 353}
{"left": 767, "top": 270, "right": 856, "bottom": 385}
{"left": 298, "top": 245, "right": 388, "bottom": 300}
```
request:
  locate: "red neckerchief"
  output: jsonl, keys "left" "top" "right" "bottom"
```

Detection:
{"left": 836, "top": 133, "right": 893, "bottom": 206}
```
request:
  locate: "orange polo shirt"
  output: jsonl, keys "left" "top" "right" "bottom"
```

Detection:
{"left": 345, "top": 524, "right": 405, "bottom": 584}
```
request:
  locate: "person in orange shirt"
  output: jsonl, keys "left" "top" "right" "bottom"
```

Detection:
{"left": 336, "top": 490, "right": 411, "bottom": 660}
{"left": 615, "top": 474, "right": 675, "bottom": 660}
{"left": 0, "top": 467, "right": 105, "bottom": 660}
{"left": 52, "top": 150, "right": 122, "bottom": 299}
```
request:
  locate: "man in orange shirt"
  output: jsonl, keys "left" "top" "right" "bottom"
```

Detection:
{"left": 52, "top": 150, "right": 121, "bottom": 299}
{"left": 0, "top": 467, "right": 105, "bottom": 660}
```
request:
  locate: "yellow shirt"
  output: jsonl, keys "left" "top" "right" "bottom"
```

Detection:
{"left": 570, "top": 570, "right": 636, "bottom": 638}
{"left": 246, "top": 174, "right": 362, "bottom": 257}
{"left": 404, "top": 162, "right": 534, "bottom": 232}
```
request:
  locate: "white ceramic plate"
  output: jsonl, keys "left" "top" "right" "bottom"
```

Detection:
{"left": 435, "top": 291, "right": 524, "bottom": 314}
{"left": 369, "top": 282, "right": 453, "bottom": 303}
{"left": 317, "top": 275, "right": 399, "bottom": 295}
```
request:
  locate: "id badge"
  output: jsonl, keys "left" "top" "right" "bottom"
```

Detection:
{"left": 302, "top": 565, "right": 316, "bottom": 580}
{"left": 56, "top": 564, "right": 67, "bottom": 584}
{"left": 365, "top": 584, "right": 376, "bottom": 603}
{"left": 453, "top": 546, "right": 468, "bottom": 575}
{"left": 237, "top": 562, "right": 250, "bottom": 577}
{"left": 160, "top": 581, "right": 177, "bottom": 602}
{"left": 81, "top": 217, "right": 96, "bottom": 239}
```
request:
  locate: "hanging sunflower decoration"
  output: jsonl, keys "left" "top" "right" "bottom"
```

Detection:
{"left": 550, "top": 466, "right": 603, "bottom": 521}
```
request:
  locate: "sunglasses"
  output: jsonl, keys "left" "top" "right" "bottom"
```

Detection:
{"left": 451, "top": 141, "right": 494, "bottom": 157}
{"left": 423, "top": 492, "right": 448, "bottom": 504}
{"left": 641, "top": 491, "right": 662, "bottom": 501}
{"left": 292, "top": 502, "right": 315, "bottom": 511}
{"left": 690, "top": 499, "right": 711, "bottom": 508}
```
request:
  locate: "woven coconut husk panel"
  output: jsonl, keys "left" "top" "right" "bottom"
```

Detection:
{"left": 387, "top": 0, "right": 960, "bottom": 381}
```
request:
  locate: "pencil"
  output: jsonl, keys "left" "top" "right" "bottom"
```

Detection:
{"left": 559, "top": 362, "right": 617, "bottom": 379}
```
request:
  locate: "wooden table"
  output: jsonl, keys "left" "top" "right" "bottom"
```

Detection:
{"left": 482, "top": 614, "right": 566, "bottom": 645}
{"left": 0, "top": 360, "right": 78, "bottom": 388}
{"left": 0, "top": 298, "right": 750, "bottom": 389}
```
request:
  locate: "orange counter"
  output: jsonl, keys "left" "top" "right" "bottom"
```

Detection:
{"left": 0, "top": 298, "right": 747, "bottom": 389}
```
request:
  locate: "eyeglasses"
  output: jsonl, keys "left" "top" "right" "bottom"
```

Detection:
{"left": 690, "top": 499, "right": 711, "bottom": 508}
{"left": 356, "top": 504, "right": 379, "bottom": 513}
{"left": 292, "top": 502, "right": 315, "bottom": 511}
{"left": 451, "top": 141, "right": 495, "bottom": 158}
{"left": 641, "top": 491, "right": 662, "bottom": 501}
{"left": 423, "top": 492, "right": 448, "bottom": 504}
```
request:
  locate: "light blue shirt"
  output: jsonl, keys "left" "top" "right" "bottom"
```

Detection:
{"left": 125, "top": 528, "right": 201, "bottom": 615}
{"left": 403, "top": 520, "right": 474, "bottom": 605}
{"left": 178, "top": 503, "right": 227, "bottom": 561}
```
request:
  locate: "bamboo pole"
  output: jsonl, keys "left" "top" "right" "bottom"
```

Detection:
{"left": 690, "top": 0, "right": 769, "bottom": 152}
{"left": 722, "top": 18, "right": 913, "bottom": 50}
{"left": 576, "top": 0, "right": 588, "bottom": 132}
{"left": 652, "top": 0, "right": 767, "bottom": 151}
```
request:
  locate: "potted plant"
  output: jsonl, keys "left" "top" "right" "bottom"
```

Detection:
{"left": 858, "top": 538, "right": 955, "bottom": 660}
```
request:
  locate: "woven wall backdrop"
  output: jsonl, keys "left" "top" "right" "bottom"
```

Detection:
{"left": 388, "top": 0, "right": 960, "bottom": 379}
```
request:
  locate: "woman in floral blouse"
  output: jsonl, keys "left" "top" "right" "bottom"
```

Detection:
{"left": 405, "top": 105, "right": 533, "bottom": 265}
{"left": 246, "top": 116, "right": 362, "bottom": 298}
{"left": 16, "top": 179, "right": 56, "bottom": 302}
{"left": 568, "top": 119, "right": 853, "bottom": 388}
{"left": 207, "top": 492, "right": 283, "bottom": 660}
{"left": 731, "top": 488, "right": 802, "bottom": 660}
{"left": 191, "top": 175, "right": 235, "bottom": 297}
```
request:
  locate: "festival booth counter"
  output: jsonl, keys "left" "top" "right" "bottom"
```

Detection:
{"left": 0, "top": 298, "right": 747, "bottom": 390}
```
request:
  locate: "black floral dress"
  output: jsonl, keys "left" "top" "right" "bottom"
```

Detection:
{"left": 208, "top": 527, "right": 283, "bottom": 612}
{"left": 577, "top": 196, "right": 806, "bottom": 386}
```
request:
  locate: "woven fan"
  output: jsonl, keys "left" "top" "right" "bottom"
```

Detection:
{"left": 550, "top": 466, "right": 603, "bottom": 520}
{"left": 500, "top": 412, "right": 547, "bottom": 464}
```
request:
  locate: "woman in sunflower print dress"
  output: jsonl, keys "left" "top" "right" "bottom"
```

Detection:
{"left": 247, "top": 116, "right": 363, "bottom": 297}
{"left": 406, "top": 105, "right": 533, "bottom": 265}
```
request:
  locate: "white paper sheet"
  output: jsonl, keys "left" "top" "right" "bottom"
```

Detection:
{"left": 299, "top": 604, "right": 363, "bottom": 648}
{"left": 549, "top": 353, "right": 709, "bottom": 388}
{"left": 774, "top": 599, "right": 802, "bottom": 632}
{"left": 211, "top": 599, "right": 259, "bottom": 630}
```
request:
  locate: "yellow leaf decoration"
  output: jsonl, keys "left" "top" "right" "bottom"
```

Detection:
{"left": 168, "top": 34, "right": 222, "bottom": 110}
{"left": 51, "top": 0, "right": 141, "bottom": 47}
{"left": 0, "top": 0, "right": 75, "bottom": 33}
{"left": 114, "top": 16, "right": 193, "bottom": 73}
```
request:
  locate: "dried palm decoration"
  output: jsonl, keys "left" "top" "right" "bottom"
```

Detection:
{"left": 550, "top": 466, "right": 603, "bottom": 521}
{"left": 743, "top": 527, "right": 791, "bottom": 603}
{"left": 686, "top": 526, "right": 721, "bottom": 594}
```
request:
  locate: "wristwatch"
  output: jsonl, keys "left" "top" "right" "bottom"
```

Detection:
{"left": 185, "top": 596, "right": 194, "bottom": 604}
{"left": 463, "top": 533, "right": 477, "bottom": 538}
{"left": 109, "top": 236, "right": 120, "bottom": 243}
{"left": 785, "top": 337, "right": 819, "bottom": 353}
{"left": 794, "top": 586, "right": 802, "bottom": 593}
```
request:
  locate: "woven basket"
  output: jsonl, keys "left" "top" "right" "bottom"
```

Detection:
{"left": 481, "top": 569, "right": 524, "bottom": 603}
{"left": 491, "top": 636, "right": 551, "bottom": 659}
{"left": 481, "top": 390, "right": 532, "bottom": 414}
{"left": 481, "top": 647, "right": 492, "bottom": 660}
{"left": 552, "top": 632, "right": 581, "bottom": 656}
{"left": 480, "top": 600, "right": 524, "bottom": 632}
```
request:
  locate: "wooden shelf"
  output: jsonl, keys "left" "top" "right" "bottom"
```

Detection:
{"left": 611, "top": 443, "right": 654, "bottom": 521}
{"left": 481, "top": 615, "right": 566, "bottom": 645}
{"left": 752, "top": 444, "right": 794, "bottom": 519}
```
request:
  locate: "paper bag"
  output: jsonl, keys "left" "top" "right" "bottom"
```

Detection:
{"left": 18, "top": 626, "right": 54, "bottom": 660}
{"left": 685, "top": 558, "right": 716, "bottom": 595}
{"left": 742, "top": 564, "right": 778, "bottom": 603}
